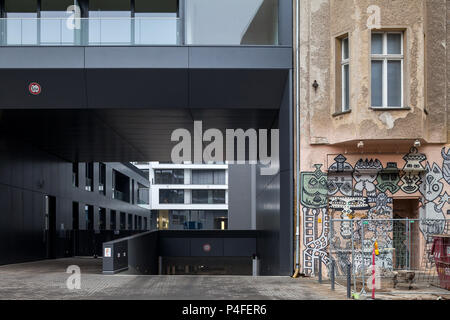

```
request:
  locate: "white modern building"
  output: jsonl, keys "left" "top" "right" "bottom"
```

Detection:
{"left": 132, "top": 162, "right": 228, "bottom": 230}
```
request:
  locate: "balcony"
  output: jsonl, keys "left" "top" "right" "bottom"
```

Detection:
{"left": 0, "top": 17, "right": 182, "bottom": 46}
{"left": 0, "top": 0, "right": 281, "bottom": 47}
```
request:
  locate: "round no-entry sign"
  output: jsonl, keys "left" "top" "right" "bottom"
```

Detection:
{"left": 203, "top": 244, "right": 211, "bottom": 252}
{"left": 29, "top": 82, "right": 41, "bottom": 95}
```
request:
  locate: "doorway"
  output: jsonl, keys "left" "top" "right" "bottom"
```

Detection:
{"left": 393, "top": 199, "right": 420, "bottom": 270}
{"left": 45, "top": 195, "right": 56, "bottom": 259}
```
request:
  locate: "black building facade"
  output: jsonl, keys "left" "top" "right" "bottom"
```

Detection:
{"left": 0, "top": 0, "right": 293, "bottom": 275}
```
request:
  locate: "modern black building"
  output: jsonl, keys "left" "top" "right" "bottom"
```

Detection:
{"left": 0, "top": 0, "right": 293, "bottom": 275}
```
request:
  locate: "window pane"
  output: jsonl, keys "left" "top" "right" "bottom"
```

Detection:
{"left": 343, "top": 64, "right": 350, "bottom": 111}
{"left": 41, "top": 0, "right": 75, "bottom": 11}
{"left": 5, "top": 0, "right": 37, "bottom": 12}
{"left": 387, "top": 33, "right": 402, "bottom": 54}
{"left": 135, "top": 0, "right": 178, "bottom": 13}
{"left": 89, "top": 0, "right": 130, "bottom": 11}
{"left": 388, "top": 60, "right": 402, "bottom": 107}
{"left": 6, "top": 13, "right": 38, "bottom": 45}
{"left": 371, "top": 60, "right": 383, "bottom": 106}
{"left": 371, "top": 33, "right": 383, "bottom": 54}
{"left": 342, "top": 38, "right": 349, "bottom": 60}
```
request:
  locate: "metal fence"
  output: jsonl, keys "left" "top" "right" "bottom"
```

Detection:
{"left": 325, "top": 218, "right": 449, "bottom": 296}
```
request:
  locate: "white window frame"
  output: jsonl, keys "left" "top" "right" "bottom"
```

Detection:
{"left": 371, "top": 31, "right": 404, "bottom": 108}
{"left": 341, "top": 37, "right": 350, "bottom": 112}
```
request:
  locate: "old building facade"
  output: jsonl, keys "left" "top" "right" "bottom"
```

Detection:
{"left": 297, "top": 0, "right": 450, "bottom": 275}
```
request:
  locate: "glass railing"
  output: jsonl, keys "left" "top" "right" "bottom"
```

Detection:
{"left": 0, "top": 17, "right": 181, "bottom": 46}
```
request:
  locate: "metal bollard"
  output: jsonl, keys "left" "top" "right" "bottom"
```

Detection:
{"left": 331, "top": 260, "right": 335, "bottom": 291}
{"left": 347, "top": 263, "right": 351, "bottom": 299}
{"left": 318, "top": 256, "right": 322, "bottom": 284}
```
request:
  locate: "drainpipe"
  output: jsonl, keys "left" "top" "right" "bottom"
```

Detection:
{"left": 293, "top": 0, "right": 301, "bottom": 278}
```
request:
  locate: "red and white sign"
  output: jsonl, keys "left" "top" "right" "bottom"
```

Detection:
{"left": 203, "top": 244, "right": 211, "bottom": 252}
{"left": 104, "top": 247, "right": 111, "bottom": 257}
{"left": 28, "top": 82, "right": 41, "bottom": 95}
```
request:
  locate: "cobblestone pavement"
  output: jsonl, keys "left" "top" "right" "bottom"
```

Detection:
{"left": 0, "top": 258, "right": 346, "bottom": 300}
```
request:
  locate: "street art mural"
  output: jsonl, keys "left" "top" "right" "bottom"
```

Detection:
{"left": 301, "top": 149, "right": 449, "bottom": 276}
{"left": 442, "top": 148, "right": 450, "bottom": 185}
{"left": 302, "top": 207, "right": 330, "bottom": 276}
{"left": 376, "top": 162, "right": 401, "bottom": 194}
{"left": 327, "top": 155, "right": 353, "bottom": 196}
{"left": 300, "top": 164, "right": 328, "bottom": 208}
{"left": 353, "top": 159, "right": 382, "bottom": 198}
{"left": 419, "top": 162, "right": 448, "bottom": 239}
{"left": 400, "top": 147, "right": 426, "bottom": 194}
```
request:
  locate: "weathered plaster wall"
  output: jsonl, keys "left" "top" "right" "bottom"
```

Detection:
{"left": 300, "top": 0, "right": 446, "bottom": 146}
{"left": 298, "top": 0, "right": 449, "bottom": 275}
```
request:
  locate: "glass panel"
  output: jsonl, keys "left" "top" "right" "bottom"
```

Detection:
{"left": 343, "top": 64, "right": 350, "bottom": 111}
{"left": 342, "top": 38, "right": 349, "bottom": 60}
{"left": 387, "top": 33, "right": 402, "bottom": 54}
{"left": 159, "top": 190, "right": 184, "bottom": 204}
{"left": 371, "top": 33, "right": 383, "bottom": 54}
{"left": 371, "top": 60, "right": 383, "bottom": 106}
{"left": 89, "top": 12, "right": 131, "bottom": 44}
{"left": 155, "top": 169, "right": 184, "bottom": 184}
{"left": 192, "top": 190, "right": 209, "bottom": 204}
{"left": 387, "top": 60, "right": 402, "bottom": 107}
{"left": 134, "top": 18, "right": 178, "bottom": 45}
{"left": 6, "top": 13, "right": 37, "bottom": 45}
{"left": 213, "top": 190, "right": 226, "bottom": 204}
{"left": 192, "top": 170, "right": 213, "bottom": 185}
{"left": 40, "top": 12, "right": 75, "bottom": 44}
{"left": 213, "top": 170, "right": 226, "bottom": 185}
{"left": 186, "top": 0, "right": 278, "bottom": 45}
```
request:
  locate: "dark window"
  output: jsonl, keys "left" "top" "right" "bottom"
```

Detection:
{"left": 98, "top": 207, "right": 106, "bottom": 230}
{"left": 144, "top": 217, "right": 148, "bottom": 230}
{"left": 155, "top": 169, "right": 184, "bottom": 184}
{"left": 110, "top": 210, "right": 117, "bottom": 230}
{"left": 120, "top": 212, "right": 126, "bottom": 230}
{"left": 138, "top": 183, "right": 149, "bottom": 204}
{"left": 85, "top": 163, "right": 94, "bottom": 192}
{"left": 192, "top": 190, "right": 226, "bottom": 204}
{"left": 128, "top": 214, "right": 133, "bottom": 230}
{"left": 72, "top": 163, "right": 79, "bottom": 187}
{"left": 192, "top": 170, "right": 226, "bottom": 185}
{"left": 159, "top": 189, "right": 184, "bottom": 204}
{"left": 99, "top": 163, "right": 106, "bottom": 195}
{"left": 85, "top": 205, "right": 94, "bottom": 230}
{"left": 72, "top": 202, "right": 79, "bottom": 230}
{"left": 112, "top": 170, "right": 130, "bottom": 202}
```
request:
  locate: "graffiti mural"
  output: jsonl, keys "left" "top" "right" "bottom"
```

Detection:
{"left": 353, "top": 159, "right": 382, "bottom": 198}
{"left": 302, "top": 207, "right": 330, "bottom": 275}
{"left": 376, "top": 162, "right": 401, "bottom": 194}
{"left": 400, "top": 147, "right": 426, "bottom": 194}
{"left": 327, "top": 155, "right": 353, "bottom": 196}
{"left": 329, "top": 196, "right": 370, "bottom": 239}
{"left": 442, "top": 148, "right": 450, "bottom": 185}
{"left": 419, "top": 162, "right": 447, "bottom": 239}
{"left": 300, "top": 164, "right": 328, "bottom": 208}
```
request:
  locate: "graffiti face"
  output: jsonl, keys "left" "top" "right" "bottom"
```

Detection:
{"left": 376, "top": 162, "right": 400, "bottom": 194}
{"left": 301, "top": 165, "right": 328, "bottom": 208}
{"left": 327, "top": 173, "right": 353, "bottom": 196}
{"left": 420, "top": 163, "right": 444, "bottom": 202}
{"left": 441, "top": 148, "right": 450, "bottom": 185}
{"left": 402, "top": 147, "right": 426, "bottom": 172}
{"left": 353, "top": 159, "right": 382, "bottom": 197}
{"left": 400, "top": 172, "right": 421, "bottom": 194}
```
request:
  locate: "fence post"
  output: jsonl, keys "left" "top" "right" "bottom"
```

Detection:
{"left": 347, "top": 263, "right": 351, "bottom": 299}
{"left": 318, "top": 256, "right": 322, "bottom": 284}
{"left": 361, "top": 219, "right": 366, "bottom": 293}
{"left": 331, "top": 260, "right": 335, "bottom": 291}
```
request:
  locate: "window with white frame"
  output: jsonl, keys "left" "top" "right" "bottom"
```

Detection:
{"left": 341, "top": 37, "right": 350, "bottom": 111}
{"left": 371, "top": 32, "right": 404, "bottom": 108}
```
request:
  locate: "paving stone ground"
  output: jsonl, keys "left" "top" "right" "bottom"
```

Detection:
{"left": 0, "top": 258, "right": 346, "bottom": 300}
